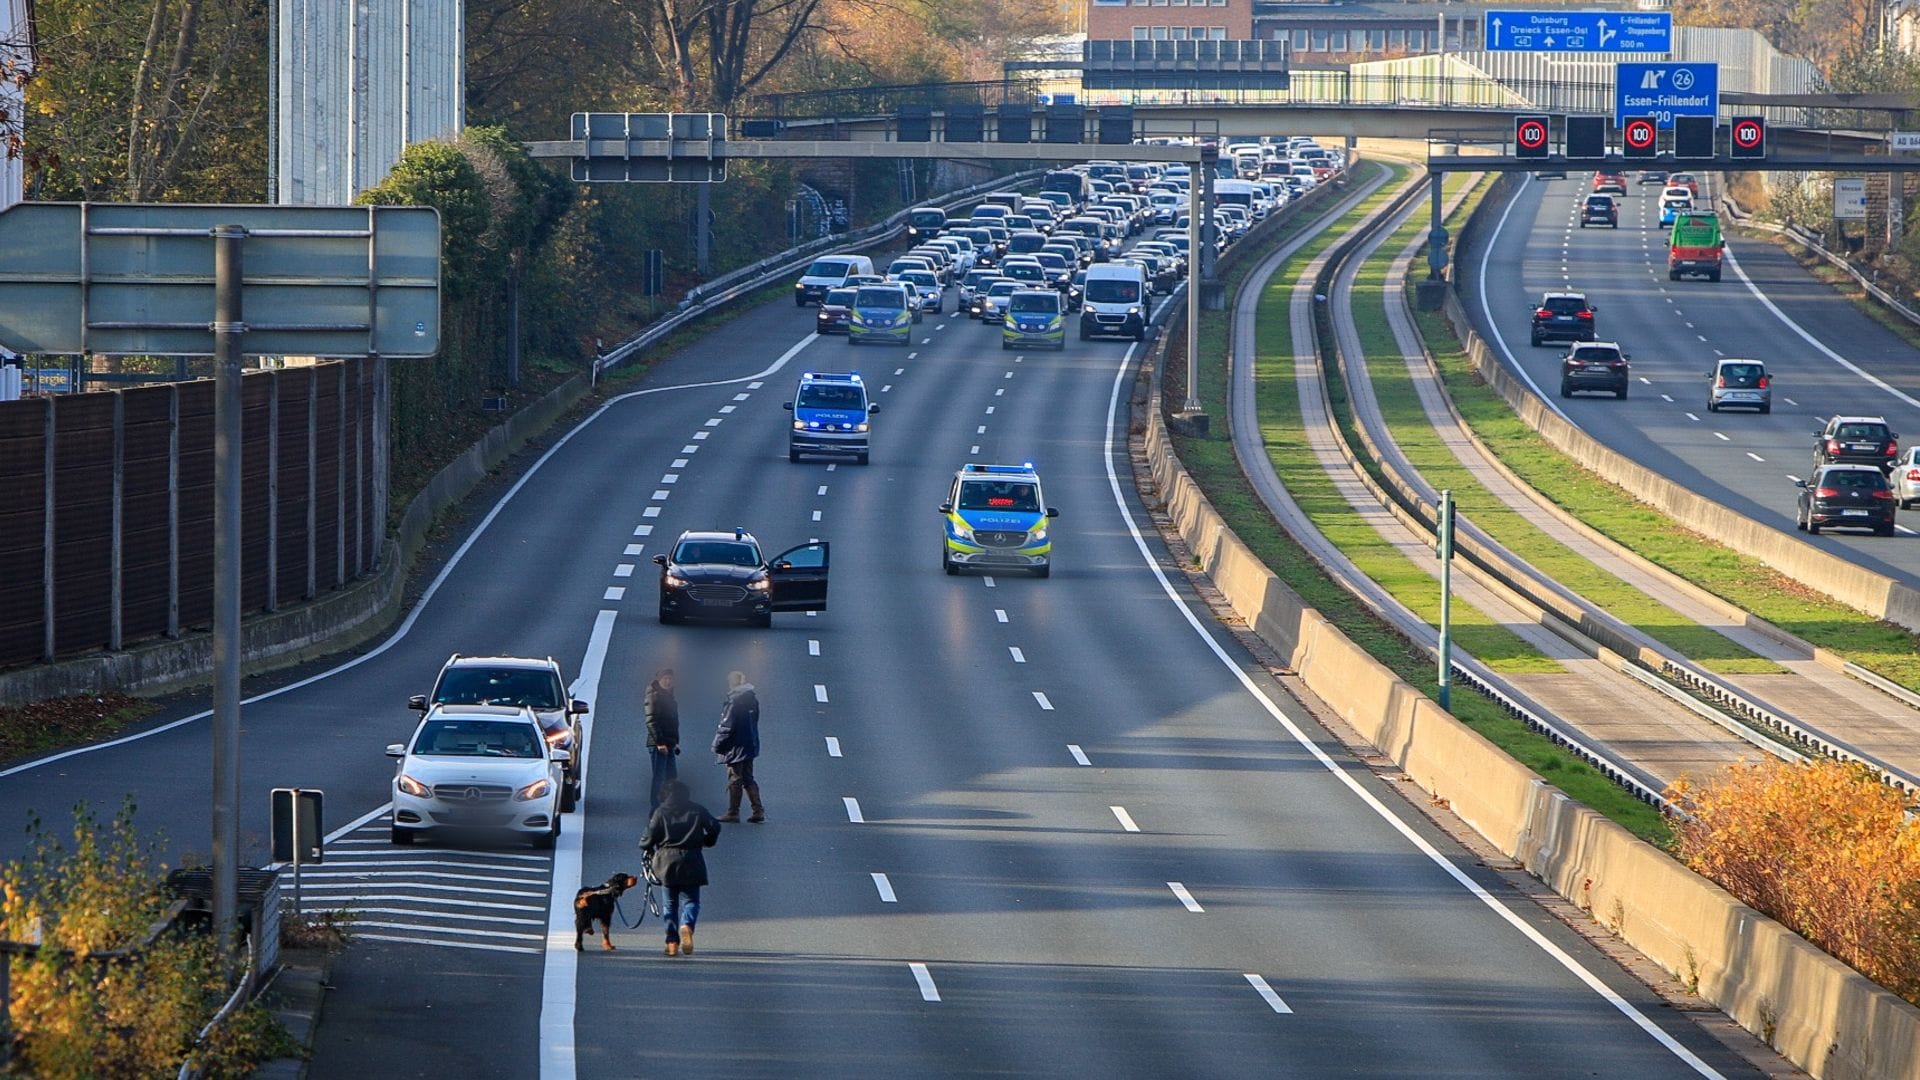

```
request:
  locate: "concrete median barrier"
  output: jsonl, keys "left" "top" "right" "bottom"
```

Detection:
{"left": 1138, "top": 350, "right": 1920, "bottom": 1078}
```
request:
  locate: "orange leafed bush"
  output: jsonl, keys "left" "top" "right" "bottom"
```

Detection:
{"left": 1669, "top": 759, "right": 1920, "bottom": 1004}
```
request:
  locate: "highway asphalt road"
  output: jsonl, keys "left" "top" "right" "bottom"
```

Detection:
{"left": 1464, "top": 172, "right": 1920, "bottom": 585}
{"left": 0, "top": 222, "right": 1770, "bottom": 1077}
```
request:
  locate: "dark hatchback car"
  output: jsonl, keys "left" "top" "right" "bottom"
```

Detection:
{"left": 1530, "top": 292, "right": 1597, "bottom": 346}
{"left": 815, "top": 287, "right": 856, "bottom": 335}
{"left": 1814, "top": 416, "right": 1899, "bottom": 470}
{"left": 1580, "top": 195, "right": 1619, "bottom": 228}
{"left": 1560, "top": 342, "right": 1630, "bottom": 399}
{"left": 1797, "top": 465, "right": 1896, "bottom": 536}
{"left": 655, "top": 529, "right": 830, "bottom": 627}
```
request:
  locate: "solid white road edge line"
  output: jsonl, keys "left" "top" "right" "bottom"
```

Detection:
{"left": 1100, "top": 332, "right": 1725, "bottom": 1079}
{"left": 0, "top": 329, "right": 827, "bottom": 780}
{"left": 909, "top": 962, "right": 941, "bottom": 1001}
{"left": 1474, "top": 173, "right": 1570, "bottom": 425}
{"left": 538, "top": 608, "right": 616, "bottom": 1080}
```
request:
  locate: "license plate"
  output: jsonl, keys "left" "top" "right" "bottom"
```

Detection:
{"left": 1850, "top": 444, "right": 1877, "bottom": 452}
{"left": 1843, "top": 509, "right": 1871, "bottom": 517}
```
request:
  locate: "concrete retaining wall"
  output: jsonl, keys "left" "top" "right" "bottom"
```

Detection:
{"left": 1141, "top": 329, "right": 1920, "bottom": 1079}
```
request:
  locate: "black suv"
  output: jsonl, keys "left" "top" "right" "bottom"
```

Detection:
{"left": 1797, "top": 465, "right": 1896, "bottom": 536}
{"left": 1559, "top": 342, "right": 1630, "bottom": 399}
{"left": 411, "top": 655, "right": 589, "bottom": 812}
{"left": 1813, "top": 416, "right": 1899, "bottom": 471}
{"left": 1531, "top": 292, "right": 1597, "bottom": 346}
{"left": 654, "top": 529, "right": 830, "bottom": 626}
{"left": 1580, "top": 195, "right": 1618, "bottom": 228}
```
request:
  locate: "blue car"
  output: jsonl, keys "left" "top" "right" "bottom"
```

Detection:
{"left": 848, "top": 284, "right": 919, "bottom": 346}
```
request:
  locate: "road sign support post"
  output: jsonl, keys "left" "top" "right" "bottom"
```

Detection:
{"left": 210, "top": 224, "right": 246, "bottom": 977}
{"left": 1428, "top": 172, "right": 1446, "bottom": 281}
{"left": 1438, "top": 488, "right": 1454, "bottom": 711}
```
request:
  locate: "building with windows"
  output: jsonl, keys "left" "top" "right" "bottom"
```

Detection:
{"left": 1086, "top": 0, "right": 1254, "bottom": 44}
{"left": 1251, "top": 1, "right": 1487, "bottom": 62}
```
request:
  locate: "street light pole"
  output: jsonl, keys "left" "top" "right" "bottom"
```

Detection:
{"left": 1437, "top": 488, "right": 1454, "bottom": 711}
{"left": 210, "top": 224, "right": 247, "bottom": 972}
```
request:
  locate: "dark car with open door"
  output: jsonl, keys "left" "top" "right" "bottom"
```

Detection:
{"left": 655, "top": 529, "right": 829, "bottom": 627}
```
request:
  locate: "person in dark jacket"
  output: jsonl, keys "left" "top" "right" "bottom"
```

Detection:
{"left": 711, "top": 670, "right": 763, "bottom": 823}
{"left": 643, "top": 779, "right": 721, "bottom": 957}
{"left": 644, "top": 669, "right": 680, "bottom": 812}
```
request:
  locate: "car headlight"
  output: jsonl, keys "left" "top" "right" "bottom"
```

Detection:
{"left": 855, "top": 422, "right": 869, "bottom": 432}
{"left": 397, "top": 773, "right": 429, "bottom": 798}
{"left": 1029, "top": 527, "right": 1047, "bottom": 543}
{"left": 514, "top": 778, "right": 552, "bottom": 802}
{"left": 544, "top": 727, "right": 571, "bottom": 747}
{"left": 950, "top": 519, "right": 975, "bottom": 542}
{"left": 663, "top": 572, "right": 690, "bottom": 588}
{"left": 792, "top": 419, "right": 807, "bottom": 431}
{"left": 748, "top": 577, "right": 771, "bottom": 591}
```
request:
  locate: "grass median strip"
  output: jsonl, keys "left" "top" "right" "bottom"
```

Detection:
{"left": 1345, "top": 189, "right": 1783, "bottom": 676}
{"left": 1165, "top": 161, "right": 1671, "bottom": 843}
{"left": 1410, "top": 255, "right": 1920, "bottom": 694}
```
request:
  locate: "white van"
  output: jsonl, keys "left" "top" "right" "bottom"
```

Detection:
{"left": 795, "top": 255, "right": 876, "bottom": 306}
{"left": 1079, "top": 262, "right": 1149, "bottom": 342}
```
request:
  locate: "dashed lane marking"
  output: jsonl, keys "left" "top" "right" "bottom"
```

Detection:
{"left": 1110, "top": 806, "right": 1141, "bottom": 833}
{"left": 817, "top": 485, "right": 829, "bottom": 496}
{"left": 1068, "top": 744, "right": 1091, "bottom": 766}
{"left": 815, "top": 684, "right": 829, "bottom": 703}
{"left": 910, "top": 963, "right": 940, "bottom": 1002}
{"left": 1747, "top": 452, "right": 1765, "bottom": 462}
{"left": 994, "top": 609, "right": 1008, "bottom": 623}
{"left": 633, "top": 525, "right": 653, "bottom": 536}
{"left": 624, "top": 544, "right": 644, "bottom": 556}
{"left": 704, "top": 418, "right": 722, "bottom": 427}
{"left": 1009, "top": 647, "right": 1026, "bottom": 663}
{"left": 614, "top": 564, "right": 634, "bottom": 578}
{"left": 671, "top": 459, "right": 688, "bottom": 468}
{"left": 1168, "top": 882, "right": 1205, "bottom": 913}
{"left": 733, "top": 392, "right": 750, "bottom": 401}
{"left": 1244, "top": 974, "right": 1294, "bottom": 1015}
{"left": 642, "top": 507, "right": 662, "bottom": 518}
{"left": 982, "top": 576, "right": 996, "bottom": 588}
{"left": 693, "top": 431, "right": 709, "bottom": 440}
{"left": 602, "top": 587, "right": 625, "bottom": 601}
{"left": 825, "top": 737, "right": 842, "bottom": 757}
{"left": 1032, "top": 691, "right": 1053, "bottom": 710}
{"left": 844, "top": 797, "right": 865, "bottom": 823}
{"left": 808, "top": 639, "right": 820, "bottom": 656}
{"left": 872, "top": 873, "right": 898, "bottom": 903}
{"left": 651, "top": 490, "right": 670, "bottom": 501}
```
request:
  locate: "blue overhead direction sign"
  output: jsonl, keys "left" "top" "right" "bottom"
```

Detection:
{"left": 1614, "top": 62, "right": 1719, "bottom": 129}
{"left": 1485, "top": 10, "right": 1671, "bottom": 53}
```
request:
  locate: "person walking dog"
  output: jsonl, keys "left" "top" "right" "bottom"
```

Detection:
{"left": 643, "top": 779, "right": 721, "bottom": 957}
{"left": 712, "top": 671, "right": 763, "bottom": 823}
{"left": 645, "top": 669, "right": 680, "bottom": 812}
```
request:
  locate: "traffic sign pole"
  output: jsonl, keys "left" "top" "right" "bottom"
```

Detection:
{"left": 211, "top": 224, "right": 245, "bottom": 976}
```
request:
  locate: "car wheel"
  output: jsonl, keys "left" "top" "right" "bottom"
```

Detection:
{"left": 943, "top": 551, "right": 959, "bottom": 575}
{"left": 1530, "top": 334, "right": 1541, "bottom": 347}
{"left": 1033, "top": 563, "right": 1051, "bottom": 578}
{"left": 1669, "top": 271, "right": 1681, "bottom": 281}
{"left": 849, "top": 337, "right": 861, "bottom": 347}
{"left": 391, "top": 826, "right": 417, "bottom": 845}
{"left": 856, "top": 453, "right": 870, "bottom": 466}
{"left": 1808, "top": 519, "right": 1822, "bottom": 535}
{"left": 1709, "top": 269, "right": 1722, "bottom": 282}
{"left": 1079, "top": 327, "right": 1091, "bottom": 341}
{"left": 658, "top": 608, "right": 679, "bottom": 626}
{"left": 789, "top": 449, "right": 801, "bottom": 463}
{"left": 1878, "top": 523, "right": 1896, "bottom": 537}
{"left": 752, "top": 612, "right": 773, "bottom": 629}
{"left": 560, "top": 780, "right": 579, "bottom": 814}
{"left": 533, "top": 818, "right": 558, "bottom": 851}
{"left": 1617, "top": 385, "right": 1628, "bottom": 400}
{"left": 1795, "top": 507, "right": 1807, "bottom": 531}
{"left": 1706, "top": 400, "right": 1716, "bottom": 412}
{"left": 1760, "top": 404, "right": 1771, "bottom": 415}
{"left": 1559, "top": 380, "right": 1572, "bottom": 399}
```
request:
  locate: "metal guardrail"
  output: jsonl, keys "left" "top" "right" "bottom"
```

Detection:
{"left": 592, "top": 169, "right": 1043, "bottom": 379}
{"left": 1722, "top": 190, "right": 1920, "bottom": 328}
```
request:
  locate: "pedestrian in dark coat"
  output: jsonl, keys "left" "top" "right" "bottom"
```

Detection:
{"left": 644, "top": 669, "right": 680, "bottom": 812}
{"left": 643, "top": 779, "right": 721, "bottom": 957}
{"left": 711, "top": 670, "right": 764, "bottom": 823}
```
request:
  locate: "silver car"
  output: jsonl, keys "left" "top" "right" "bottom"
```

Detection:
{"left": 1894, "top": 447, "right": 1920, "bottom": 508}
{"left": 1706, "top": 358, "right": 1770, "bottom": 414}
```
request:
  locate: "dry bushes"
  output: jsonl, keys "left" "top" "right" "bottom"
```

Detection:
{"left": 1669, "top": 759, "right": 1920, "bottom": 1004}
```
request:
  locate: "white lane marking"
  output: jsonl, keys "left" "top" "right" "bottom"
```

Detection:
{"left": 971, "top": 445, "right": 980, "bottom": 454}
{"left": 977, "top": 425, "right": 987, "bottom": 434}
{"left": 1244, "top": 974, "right": 1294, "bottom": 1015}
{"left": 352, "top": 920, "right": 541, "bottom": 943}
{"left": 1004, "top": 371, "right": 1013, "bottom": 379}
{"left": 826, "top": 464, "right": 837, "bottom": 472}
{"left": 1684, "top": 412, "right": 1700, "bottom": 422}
{"left": 358, "top": 932, "right": 539, "bottom": 955}
{"left": 894, "top": 368, "right": 905, "bottom": 375}
{"left": 1473, "top": 175, "right": 1569, "bottom": 423}
{"left": 718, "top": 405, "right": 736, "bottom": 414}
{"left": 811, "top": 509, "right": 823, "bottom": 522}
{"left": 1746, "top": 452, "right": 1766, "bottom": 463}
{"left": 1660, "top": 394, "right": 1673, "bottom": 403}
{"left": 704, "top": 418, "right": 722, "bottom": 427}
{"left": 872, "top": 873, "right": 898, "bottom": 903}
{"left": 1637, "top": 377, "right": 1651, "bottom": 385}
{"left": 1683, "top": 322, "right": 1695, "bottom": 330}
{"left": 1713, "top": 348, "right": 1725, "bottom": 357}
{"left": 1009, "top": 647, "right": 1026, "bottom": 663}
{"left": 1725, "top": 246, "right": 1920, "bottom": 410}
{"left": 983, "top": 576, "right": 996, "bottom": 588}
{"left": 613, "top": 564, "right": 634, "bottom": 578}
{"left": 624, "top": 544, "right": 644, "bottom": 556}
{"left": 633, "top": 525, "right": 653, "bottom": 536}
{"left": 301, "top": 879, "right": 546, "bottom": 899}
{"left": 994, "top": 609, "right": 1008, "bottom": 623}
{"left": 660, "top": 474, "right": 679, "bottom": 484}
{"left": 601, "top": 587, "right": 625, "bottom": 601}
{"left": 1068, "top": 744, "right": 1091, "bottom": 766}
{"left": 1032, "top": 691, "right": 1053, "bottom": 710}
{"left": 825, "top": 736, "right": 842, "bottom": 757}
{"left": 1785, "top": 397, "right": 1799, "bottom": 406}
{"left": 1787, "top": 474, "right": 1803, "bottom": 484}
{"left": 671, "top": 459, "right": 688, "bottom": 469}
{"left": 651, "top": 489, "right": 670, "bottom": 500}
{"left": 808, "top": 639, "right": 820, "bottom": 656}
{"left": 907, "top": 352, "right": 918, "bottom": 360}
{"left": 844, "top": 797, "right": 865, "bottom": 823}
{"left": 995, "top": 388, "right": 1005, "bottom": 396}
{"left": 682, "top": 445, "right": 700, "bottom": 454}
{"left": 882, "top": 384, "right": 892, "bottom": 392}
{"left": 1097, "top": 338, "right": 1726, "bottom": 1079}
{"left": 1110, "top": 806, "right": 1141, "bottom": 833}
{"left": 920, "top": 338, "right": 931, "bottom": 344}
{"left": 985, "top": 406, "right": 995, "bottom": 415}
{"left": 0, "top": 322, "right": 838, "bottom": 784}
{"left": 1168, "top": 882, "right": 1205, "bottom": 913}
{"left": 539, "top": 609, "right": 616, "bottom": 1080}
{"left": 1697, "top": 335, "right": 1708, "bottom": 342}
{"left": 909, "top": 963, "right": 940, "bottom": 1002}
{"left": 815, "top": 684, "right": 829, "bottom": 703}
{"left": 349, "top": 907, "right": 541, "bottom": 926}
{"left": 1713, "top": 432, "right": 1729, "bottom": 441}
{"left": 733, "top": 392, "right": 750, "bottom": 401}
{"left": 693, "top": 431, "right": 710, "bottom": 440}
{"left": 748, "top": 381, "right": 764, "bottom": 389}
{"left": 642, "top": 506, "right": 661, "bottom": 518}
{"left": 817, "top": 485, "right": 829, "bottom": 496}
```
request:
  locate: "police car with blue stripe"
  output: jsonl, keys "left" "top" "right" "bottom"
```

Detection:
{"left": 784, "top": 371, "right": 878, "bottom": 464}
{"left": 939, "top": 463, "right": 1058, "bottom": 577}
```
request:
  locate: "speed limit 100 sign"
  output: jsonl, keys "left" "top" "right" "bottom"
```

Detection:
{"left": 1623, "top": 117, "right": 1658, "bottom": 158}
{"left": 1730, "top": 116, "right": 1766, "bottom": 160}
{"left": 1515, "top": 115, "right": 1551, "bottom": 158}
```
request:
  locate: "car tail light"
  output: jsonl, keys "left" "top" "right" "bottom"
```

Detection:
{"left": 1828, "top": 440, "right": 1842, "bottom": 454}
{"left": 1816, "top": 487, "right": 1840, "bottom": 498}
{"left": 1576, "top": 311, "right": 1594, "bottom": 320}
{"left": 1874, "top": 489, "right": 1895, "bottom": 500}
{"left": 1757, "top": 376, "right": 1769, "bottom": 388}
{"left": 1890, "top": 444, "right": 1901, "bottom": 456}
{"left": 1715, "top": 377, "right": 1726, "bottom": 387}
{"left": 1906, "top": 469, "right": 1920, "bottom": 481}
{"left": 1536, "top": 308, "right": 1552, "bottom": 318}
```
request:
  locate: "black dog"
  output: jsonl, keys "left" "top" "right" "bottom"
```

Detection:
{"left": 573, "top": 872, "right": 640, "bottom": 951}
